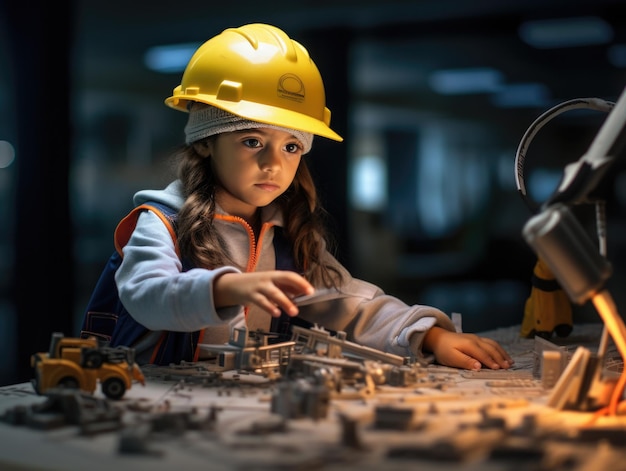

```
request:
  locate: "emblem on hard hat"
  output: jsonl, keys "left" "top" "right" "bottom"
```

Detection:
{"left": 278, "top": 74, "right": 305, "bottom": 102}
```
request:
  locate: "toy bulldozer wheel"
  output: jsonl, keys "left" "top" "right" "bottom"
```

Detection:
{"left": 102, "top": 377, "right": 126, "bottom": 400}
{"left": 82, "top": 349, "right": 104, "bottom": 369}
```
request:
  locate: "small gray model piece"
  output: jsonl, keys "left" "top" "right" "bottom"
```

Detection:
{"left": 373, "top": 405, "right": 417, "bottom": 430}
{"left": 271, "top": 379, "right": 330, "bottom": 420}
{"left": 541, "top": 350, "right": 565, "bottom": 389}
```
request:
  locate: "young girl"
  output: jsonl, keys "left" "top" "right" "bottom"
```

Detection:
{"left": 109, "top": 23, "right": 513, "bottom": 370}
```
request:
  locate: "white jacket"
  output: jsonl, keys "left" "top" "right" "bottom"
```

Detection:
{"left": 116, "top": 180, "right": 456, "bottom": 364}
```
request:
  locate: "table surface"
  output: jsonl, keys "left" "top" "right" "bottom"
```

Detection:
{"left": 0, "top": 323, "right": 625, "bottom": 471}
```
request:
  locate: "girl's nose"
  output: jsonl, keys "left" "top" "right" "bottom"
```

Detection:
{"left": 259, "top": 147, "right": 282, "bottom": 171}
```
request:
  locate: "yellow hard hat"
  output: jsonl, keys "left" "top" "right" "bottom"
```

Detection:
{"left": 165, "top": 23, "right": 343, "bottom": 142}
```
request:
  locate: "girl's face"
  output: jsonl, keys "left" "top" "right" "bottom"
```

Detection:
{"left": 208, "top": 127, "right": 304, "bottom": 221}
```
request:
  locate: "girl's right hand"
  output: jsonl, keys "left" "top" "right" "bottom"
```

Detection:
{"left": 213, "top": 271, "right": 314, "bottom": 317}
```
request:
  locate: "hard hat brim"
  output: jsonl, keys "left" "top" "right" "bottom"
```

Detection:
{"left": 165, "top": 95, "right": 343, "bottom": 143}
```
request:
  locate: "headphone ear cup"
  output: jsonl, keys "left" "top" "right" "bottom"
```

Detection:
{"left": 515, "top": 98, "right": 614, "bottom": 213}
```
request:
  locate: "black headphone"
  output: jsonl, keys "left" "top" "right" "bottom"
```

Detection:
{"left": 515, "top": 97, "right": 615, "bottom": 213}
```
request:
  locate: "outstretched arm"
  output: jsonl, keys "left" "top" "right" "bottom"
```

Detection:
{"left": 423, "top": 326, "right": 514, "bottom": 370}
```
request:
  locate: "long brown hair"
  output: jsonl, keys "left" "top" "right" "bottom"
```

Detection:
{"left": 174, "top": 141, "right": 343, "bottom": 287}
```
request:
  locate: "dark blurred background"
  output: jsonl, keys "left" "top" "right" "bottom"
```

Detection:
{"left": 2, "top": 0, "right": 626, "bottom": 385}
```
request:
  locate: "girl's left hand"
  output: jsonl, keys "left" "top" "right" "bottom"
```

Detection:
{"left": 423, "top": 326, "right": 514, "bottom": 370}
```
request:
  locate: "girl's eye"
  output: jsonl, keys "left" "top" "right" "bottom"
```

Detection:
{"left": 286, "top": 142, "right": 302, "bottom": 153}
{"left": 243, "top": 138, "right": 261, "bottom": 148}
